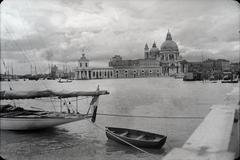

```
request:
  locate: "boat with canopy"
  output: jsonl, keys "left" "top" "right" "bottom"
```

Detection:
{"left": 0, "top": 86, "right": 109, "bottom": 130}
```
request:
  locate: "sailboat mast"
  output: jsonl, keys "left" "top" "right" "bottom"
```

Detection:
{"left": 7, "top": 64, "right": 10, "bottom": 81}
{"left": 12, "top": 65, "right": 13, "bottom": 79}
{"left": 30, "top": 64, "right": 32, "bottom": 75}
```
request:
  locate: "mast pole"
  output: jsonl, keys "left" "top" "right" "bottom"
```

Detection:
{"left": 12, "top": 64, "right": 13, "bottom": 79}
{"left": 8, "top": 63, "right": 9, "bottom": 77}
{"left": 76, "top": 97, "right": 78, "bottom": 113}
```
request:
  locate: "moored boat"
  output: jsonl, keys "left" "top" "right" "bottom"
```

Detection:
{"left": 174, "top": 73, "right": 185, "bottom": 79}
{"left": 221, "top": 80, "right": 238, "bottom": 83}
{"left": 210, "top": 81, "right": 217, "bottom": 83}
{"left": 105, "top": 127, "right": 167, "bottom": 149}
{"left": 58, "top": 78, "right": 72, "bottom": 83}
{"left": 183, "top": 72, "right": 202, "bottom": 81}
{"left": 221, "top": 75, "right": 238, "bottom": 83}
{"left": 28, "top": 76, "right": 39, "bottom": 81}
{"left": 0, "top": 86, "right": 109, "bottom": 130}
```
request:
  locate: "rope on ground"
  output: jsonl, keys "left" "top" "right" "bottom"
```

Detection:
{"left": 97, "top": 113, "right": 204, "bottom": 119}
{"left": 85, "top": 119, "right": 164, "bottom": 160}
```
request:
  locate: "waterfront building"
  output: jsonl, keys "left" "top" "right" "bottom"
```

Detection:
{"left": 50, "top": 65, "right": 58, "bottom": 78}
{"left": 74, "top": 31, "right": 187, "bottom": 79}
{"left": 159, "top": 31, "right": 184, "bottom": 75}
{"left": 109, "top": 31, "right": 187, "bottom": 77}
{"left": 221, "top": 59, "right": 230, "bottom": 71}
{"left": 215, "top": 59, "right": 230, "bottom": 71}
{"left": 230, "top": 62, "right": 240, "bottom": 73}
{"left": 187, "top": 62, "right": 203, "bottom": 72}
{"left": 202, "top": 58, "right": 230, "bottom": 71}
{"left": 75, "top": 53, "right": 114, "bottom": 79}
{"left": 48, "top": 64, "right": 74, "bottom": 79}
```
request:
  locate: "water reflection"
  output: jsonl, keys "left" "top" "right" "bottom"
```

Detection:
{"left": 0, "top": 78, "right": 236, "bottom": 159}
{"left": 105, "top": 139, "right": 166, "bottom": 159}
{"left": 0, "top": 127, "right": 83, "bottom": 156}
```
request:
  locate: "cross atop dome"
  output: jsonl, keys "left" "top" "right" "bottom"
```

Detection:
{"left": 166, "top": 30, "right": 172, "bottom": 41}
{"left": 152, "top": 41, "right": 157, "bottom": 47}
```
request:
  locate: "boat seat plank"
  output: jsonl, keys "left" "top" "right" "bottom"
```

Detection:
{"left": 136, "top": 134, "right": 145, "bottom": 140}
{"left": 120, "top": 131, "right": 128, "bottom": 136}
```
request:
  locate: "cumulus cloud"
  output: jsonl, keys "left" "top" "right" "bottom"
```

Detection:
{"left": 1, "top": 0, "right": 239, "bottom": 74}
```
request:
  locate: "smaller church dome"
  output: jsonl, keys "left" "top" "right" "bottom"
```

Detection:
{"left": 149, "top": 41, "right": 160, "bottom": 57}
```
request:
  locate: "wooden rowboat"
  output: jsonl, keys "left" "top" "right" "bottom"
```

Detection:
{"left": 105, "top": 127, "right": 167, "bottom": 149}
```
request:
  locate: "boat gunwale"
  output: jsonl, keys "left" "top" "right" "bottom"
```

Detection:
{"left": 0, "top": 114, "right": 91, "bottom": 120}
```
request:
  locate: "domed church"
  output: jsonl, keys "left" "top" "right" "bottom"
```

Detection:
{"left": 75, "top": 31, "right": 187, "bottom": 79}
{"left": 144, "top": 30, "right": 184, "bottom": 75}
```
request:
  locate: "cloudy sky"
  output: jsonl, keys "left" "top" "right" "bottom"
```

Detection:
{"left": 1, "top": 0, "right": 239, "bottom": 75}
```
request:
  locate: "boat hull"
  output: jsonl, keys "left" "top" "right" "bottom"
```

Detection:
{"left": 58, "top": 81, "right": 72, "bottom": 83}
{"left": 105, "top": 127, "right": 167, "bottom": 149}
{"left": 221, "top": 80, "right": 238, "bottom": 83}
{"left": 0, "top": 115, "right": 91, "bottom": 130}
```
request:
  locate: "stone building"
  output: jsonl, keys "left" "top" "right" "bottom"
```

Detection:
{"left": 74, "top": 31, "right": 187, "bottom": 79}
{"left": 230, "top": 62, "right": 240, "bottom": 73}
{"left": 109, "top": 31, "right": 187, "bottom": 76}
{"left": 75, "top": 53, "right": 114, "bottom": 79}
{"left": 202, "top": 59, "right": 230, "bottom": 71}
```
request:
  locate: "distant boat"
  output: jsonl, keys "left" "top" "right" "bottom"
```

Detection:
{"left": 58, "top": 78, "right": 72, "bottom": 83}
{"left": 174, "top": 73, "right": 184, "bottom": 79}
{"left": 28, "top": 76, "right": 39, "bottom": 81}
{"left": 201, "top": 80, "right": 217, "bottom": 83}
{"left": 210, "top": 81, "right": 217, "bottom": 83}
{"left": 105, "top": 127, "right": 167, "bottom": 149}
{"left": 221, "top": 75, "right": 238, "bottom": 83}
{"left": 0, "top": 86, "right": 109, "bottom": 130}
{"left": 47, "top": 77, "right": 55, "bottom": 80}
{"left": 221, "top": 80, "right": 238, "bottom": 83}
{"left": 183, "top": 72, "right": 202, "bottom": 81}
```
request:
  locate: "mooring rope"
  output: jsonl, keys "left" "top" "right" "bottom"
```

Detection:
{"left": 97, "top": 113, "right": 204, "bottom": 119}
{"left": 86, "top": 119, "right": 164, "bottom": 160}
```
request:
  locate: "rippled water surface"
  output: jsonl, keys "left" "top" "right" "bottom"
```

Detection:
{"left": 0, "top": 78, "right": 236, "bottom": 160}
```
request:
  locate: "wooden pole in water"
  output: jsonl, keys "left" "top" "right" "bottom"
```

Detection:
{"left": 60, "top": 98, "right": 62, "bottom": 113}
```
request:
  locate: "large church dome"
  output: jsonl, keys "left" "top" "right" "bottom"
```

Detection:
{"left": 149, "top": 41, "right": 160, "bottom": 58}
{"left": 160, "top": 32, "right": 179, "bottom": 52}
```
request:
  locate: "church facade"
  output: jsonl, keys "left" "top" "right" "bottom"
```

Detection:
{"left": 74, "top": 31, "right": 188, "bottom": 79}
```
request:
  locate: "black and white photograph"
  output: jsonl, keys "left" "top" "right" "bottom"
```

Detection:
{"left": 0, "top": 0, "right": 239, "bottom": 159}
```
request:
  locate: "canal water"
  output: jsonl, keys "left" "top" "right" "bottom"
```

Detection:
{"left": 0, "top": 77, "right": 236, "bottom": 160}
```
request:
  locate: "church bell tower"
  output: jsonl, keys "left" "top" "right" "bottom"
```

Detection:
{"left": 144, "top": 43, "right": 149, "bottom": 58}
